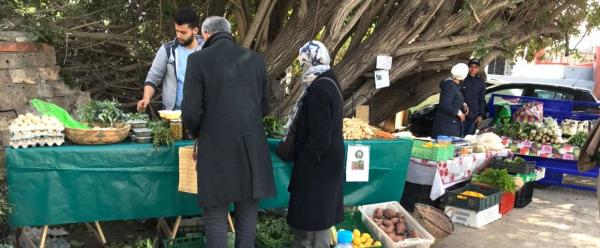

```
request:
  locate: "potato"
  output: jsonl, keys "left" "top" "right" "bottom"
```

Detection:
{"left": 395, "top": 223, "right": 406, "bottom": 235}
{"left": 383, "top": 219, "right": 393, "bottom": 227}
{"left": 374, "top": 218, "right": 383, "bottom": 225}
{"left": 396, "top": 212, "right": 404, "bottom": 219}
{"left": 391, "top": 234, "right": 405, "bottom": 242}
{"left": 390, "top": 217, "right": 400, "bottom": 224}
{"left": 384, "top": 225, "right": 395, "bottom": 234}
{"left": 383, "top": 209, "right": 397, "bottom": 219}
{"left": 374, "top": 208, "right": 384, "bottom": 219}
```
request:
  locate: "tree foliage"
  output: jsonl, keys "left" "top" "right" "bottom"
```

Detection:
{"left": 2, "top": 0, "right": 599, "bottom": 123}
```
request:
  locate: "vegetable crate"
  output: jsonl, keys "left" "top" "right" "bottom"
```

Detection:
{"left": 444, "top": 205, "right": 501, "bottom": 229}
{"left": 358, "top": 202, "right": 435, "bottom": 248}
{"left": 335, "top": 211, "right": 381, "bottom": 248}
{"left": 491, "top": 157, "right": 536, "bottom": 175}
{"left": 499, "top": 192, "right": 516, "bottom": 215}
{"left": 516, "top": 172, "right": 537, "bottom": 184}
{"left": 411, "top": 140, "right": 455, "bottom": 162}
{"left": 446, "top": 184, "right": 502, "bottom": 212}
{"left": 163, "top": 236, "right": 205, "bottom": 248}
{"left": 514, "top": 182, "right": 535, "bottom": 208}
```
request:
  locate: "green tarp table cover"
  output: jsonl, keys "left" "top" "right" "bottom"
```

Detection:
{"left": 6, "top": 138, "right": 413, "bottom": 227}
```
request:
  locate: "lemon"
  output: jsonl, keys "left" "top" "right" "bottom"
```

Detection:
{"left": 353, "top": 237, "right": 362, "bottom": 246}
{"left": 353, "top": 229, "right": 361, "bottom": 238}
{"left": 373, "top": 241, "right": 382, "bottom": 247}
{"left": 361, "top": 236, "right": 368, "bottom": 243}
{"left": 362, "top": 233, "right": 371, "bottom": 239}
{"left": 359, "top": 244, "right": 366, "bottom": 248}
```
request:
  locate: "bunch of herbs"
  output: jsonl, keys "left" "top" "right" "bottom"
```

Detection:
{"left": 148, "top": 121, "right": 173, "bottom": 147}
{"left": 77, "top": 99, "right": 126, "bottom": 128}
{"left": 472, "top": 168, "right": 517, "bottom": 193}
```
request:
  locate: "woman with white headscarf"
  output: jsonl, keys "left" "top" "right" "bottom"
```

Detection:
{"left": 286, "top": 40, "right": 345, "bottom": 248}
{"left": 431, "top": 63, "right": 470, "bottom": 138}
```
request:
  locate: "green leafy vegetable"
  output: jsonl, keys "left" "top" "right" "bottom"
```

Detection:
{"left": 256, "top": 214, "right": 294, "bottom": 245}
{"left": 149, "top": 121, "right": 173, "bottom": 147}
{"left": 568, "top": 131, "right": 587, "bottom": 147}
{"left": 263, "top": 117, "right": 285, "bottom": 138}
{"left": 77, "top": 99, "right": 126, "bottom": 128}
{"left": 124, "top": 112, "right": 150, "bottom": 122}
{"left": 472, "top": 168, "right": 517, "bottom": 193}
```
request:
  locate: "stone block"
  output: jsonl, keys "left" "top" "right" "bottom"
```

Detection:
{"left": 9, "top": 68, "right": 40, "bottom": 84}
{"left": 0, "top": 70, "right": 10, "bottom": 84}
{"left": 0, "top": 84, "right": 37, "bottom": 111}
{"left": 38, "top": 66, "right": 60, "bottom": 81}
{"left": 0, "top": 51, "right": 56, "bottom": 69}
{"left": 0, "top": 32, "right": 33, "bottom": 42}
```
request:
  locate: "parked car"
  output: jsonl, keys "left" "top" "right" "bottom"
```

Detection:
{"left": 409, "top": 82, "right": 598, "bottom": 137}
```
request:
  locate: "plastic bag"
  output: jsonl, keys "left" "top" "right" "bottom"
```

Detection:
{"left": 494, "top": 104, "right": 512, "bottom": 125}
{"left": 30, "top": 99, "right": 89, "bottom": 129}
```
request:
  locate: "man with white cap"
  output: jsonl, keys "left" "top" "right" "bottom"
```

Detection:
{"left": 431, "top": 63, "right": 469, "bottom": 138}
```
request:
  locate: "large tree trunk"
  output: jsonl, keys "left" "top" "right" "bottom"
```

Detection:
{"left": 6, "top": 0, "right": 576, "bottom": 121}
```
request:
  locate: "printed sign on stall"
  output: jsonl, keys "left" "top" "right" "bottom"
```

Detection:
{"left": 346, "top": 145, "right": 370, "bottom": 182}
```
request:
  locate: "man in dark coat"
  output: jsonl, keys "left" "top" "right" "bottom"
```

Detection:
{"left": 431, "top": 63, "right": 469, "bottom": 138}
{"left": 285, "top": 40, "right": 345, "bottom": 248}
{"left": 460, "top": 58, "right": 487, "bottom": 136}
{"left": 181, "top": 16, "right": 276, "bottom": 248}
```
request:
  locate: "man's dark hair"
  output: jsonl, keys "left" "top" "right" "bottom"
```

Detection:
{"left": 175, "top": 8, "right": 199, "bottom": 29}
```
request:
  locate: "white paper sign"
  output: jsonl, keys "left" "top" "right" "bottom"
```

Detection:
{"left": 376, "top": 55, "right": 393, "bottom": 70}
{"left": 374, "top": 70, "right": 390, "bottom": 89}
{"left": 346, "top": 145, "right": 370, "bottom": 182}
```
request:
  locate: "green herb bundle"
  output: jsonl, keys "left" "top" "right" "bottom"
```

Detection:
{"left": 472, "top": 168, "right": 517, "bottom": 193}
{"left": 77, "top": 99, "right": 126, "bottom": 128}
{"left": 568, "top": 131, "right": 587, "bottom": 147}
{"left": 148, "top": 121, "right": 173, "bottom": 147}
{"left": 263, "top": 117, "right": 285, "bottom": 138}
{"left": 124, "top": 112, "right": 150, "bottom": 122}
{"left": 256, "top": 214, "right": 294, "bottom": 245}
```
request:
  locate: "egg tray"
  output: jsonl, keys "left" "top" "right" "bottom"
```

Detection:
{"left": 11, "top": 130, "right": 64, "bottom": 139}
{"left": 10, "top": 137, "right": 65, "bottom": 149}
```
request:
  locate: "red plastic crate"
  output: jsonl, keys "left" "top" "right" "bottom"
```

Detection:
{"left": 499, "top": 192, "right": 516, "bottom": 215}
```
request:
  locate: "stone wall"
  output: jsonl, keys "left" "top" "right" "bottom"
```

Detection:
{"left": 0, "top": 31, "right": 90, "bottom": 149}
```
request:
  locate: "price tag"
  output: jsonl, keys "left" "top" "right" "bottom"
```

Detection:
{"left": 376, "top": 55, "right": 393, "bottom": 70}
{"left": 374, "top": 70, "right": 390, "bottom": 89}
{"left": 346, "top": 145, "right": 370, "bottom": 182}
{"left": 541, "top": 145, "right": 553, "bottom": 154}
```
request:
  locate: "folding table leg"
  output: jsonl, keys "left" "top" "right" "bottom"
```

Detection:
{"left": 39, "top": 225, "right": 48, "bottom": 248}
{"left": 85, "top": 222, "right": 107, "bottom": 245}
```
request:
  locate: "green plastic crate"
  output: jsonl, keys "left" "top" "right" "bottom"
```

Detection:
{"left": 446, "top": 183, "right": 502, "bottom": 212}
{"left": 335, "top": 211, "right": 383, "bottom": 248}
{"left": 411, "top": 140, "right": 455, "bottom": 161}
{"left": 163, "top": 236, "right": 205, "bottom": 248}
{"left": 516, "top": 172, "right": 536, "bottom": 183}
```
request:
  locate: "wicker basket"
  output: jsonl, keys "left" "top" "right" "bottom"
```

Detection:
{"left": 178, "top": 145, "right": 197, "bottom": 194}
{"left": 64, "top": 123, "right": 131, "bottom": 145}
{"left": 412, "top": 203, "right": 454, "bottom": 242}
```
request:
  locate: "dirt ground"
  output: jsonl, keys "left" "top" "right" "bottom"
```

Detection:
{"left": 434, "top": 186, "right": 600, "bottom": 248}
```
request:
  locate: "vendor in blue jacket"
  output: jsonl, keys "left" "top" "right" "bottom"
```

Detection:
{"left": 460, "top": 58, "right": 487, "bottom": 136}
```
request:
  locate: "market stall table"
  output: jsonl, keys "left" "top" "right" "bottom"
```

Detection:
{"left": 6, "top": 138, "right": 412, "bottom": 245}
{"left": 406, "top": 150, "right": 509, "bottom": 200}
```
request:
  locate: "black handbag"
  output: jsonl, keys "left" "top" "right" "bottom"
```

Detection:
{"left": 276, "top": 77, "right": 342, "bottom": 161}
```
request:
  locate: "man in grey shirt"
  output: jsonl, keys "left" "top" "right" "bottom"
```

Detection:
{"left": 137, "top": 7, "right": 204, "bottom": 111}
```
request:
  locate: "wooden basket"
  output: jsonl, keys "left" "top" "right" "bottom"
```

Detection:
{"left": 65, "top": 123, "right": 131, "bottom": 145}
{"left": 178, "top": 145, "right": 197, "bottom": 194}
{"left": 412, "top": 203, "right": 454, "bottom": 242}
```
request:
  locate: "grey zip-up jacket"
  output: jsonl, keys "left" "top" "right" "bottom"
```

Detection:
{"left": 144, "top": 36, "right": 204, "bottom": 110}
